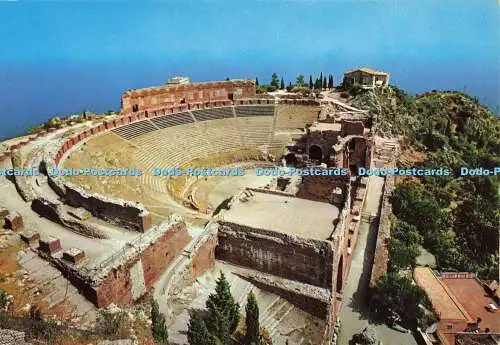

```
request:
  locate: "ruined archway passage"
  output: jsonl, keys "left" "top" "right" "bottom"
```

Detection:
{"left": 309, "top": 145, "right": 323, "bottom": 161}
{"left": 285, "top": 153, "right": 297, "bottom": 166}
{"left": 336, "top": 255, "right": 344, "bottom": 293}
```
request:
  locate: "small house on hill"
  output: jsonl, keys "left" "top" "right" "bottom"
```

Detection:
{"left": 343, "top": 67, "right": 390, "bottom": 89}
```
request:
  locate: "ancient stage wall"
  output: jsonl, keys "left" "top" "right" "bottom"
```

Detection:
{"left": 215, "top": 222, "right": 335, "bottom": 289}
{"left": 121, "top": 80, "right": 256, "bottom": 114}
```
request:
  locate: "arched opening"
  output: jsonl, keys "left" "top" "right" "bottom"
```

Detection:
{"left": 285, "top": 153, "right": 297, "bottom": 166}
{"left": 336, "top": 255, "right": 344, "bottom": 293}
{"left": 309, "top": 145, "right": 323, "bottom": 161}
{"left": 349, "top": 164, "right": 357, "bottom": 175}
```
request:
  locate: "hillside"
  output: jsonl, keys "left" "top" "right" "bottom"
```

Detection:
{"left": 350, "top": 87, "right": 499, "bottom": 279}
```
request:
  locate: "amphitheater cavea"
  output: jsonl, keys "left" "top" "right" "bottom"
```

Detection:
{"left": 0, "top": 77, "right": 394, "bottom": 345}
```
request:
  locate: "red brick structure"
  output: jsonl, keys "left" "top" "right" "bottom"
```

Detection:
{"left": 62, "top": 248, "right": 86, "bottom": 265}
{"left": 121, "top": 79, "right": 255, "bottom": 115}
{"left": 39, "top": 236, "right": 62, "bottom": 255}
{"left": 95, "top": 221, "right": 191, "bottom": 307}
{"left": 4, "top": 212, "right": 23, "bottom": 231}
{"left": 20, "top": 231, "right": 41, "bottom": 247}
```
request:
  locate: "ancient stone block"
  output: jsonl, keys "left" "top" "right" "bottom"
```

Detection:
{"left": 4, "top": 212, "right": 23, "bottom": 231}
{"left": 20, "top": 231, "right": 40, "bottom": 247}
{"left": 38, "top": 236, "right": 62, "bottom": 255}
{"left": 62, "top": 247, "right": 85, "bottom": 264}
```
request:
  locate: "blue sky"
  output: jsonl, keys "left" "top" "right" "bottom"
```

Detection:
{"left": 0, "top": 0, "right": 498, "bottom": 138}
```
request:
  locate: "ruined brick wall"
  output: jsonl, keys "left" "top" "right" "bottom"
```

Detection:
{"left": 140, "top": 223, "right": 192, "bottom": 288}
{"left": 188, "top": 232, "right": 217, "bottom": 280}
{"left": 216, "top": 222, "right": 335, "bottom": 289}
{"left": 341, "top": 120, "right": 365, "bottom": 136}
{"left": 296, "top": 175, "right": 350, "bottom": 205}
{"left": 95, "top": 222, "right": 191, "bottom": 307}
{"left": 121, "top": 80, "right": 255, "bottom": 114}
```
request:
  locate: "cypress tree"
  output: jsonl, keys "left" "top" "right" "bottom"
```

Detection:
{"left": 209, "top": 301, "right": 232, "bottom": 345}
{"left": 319, "top": 72, "right": 323, "bottom": 89}
{"left": 151, "top": 299, "right": 169, "bottom": 343}
{"left": 255, "top": 77, "right": 259, "bottom": 87}
{"left": 280, "top": 77, "right": 285, "bottom": 90}
{"left": 206, "top": 272, "right": 240, "bottom": 333}
{"left": 323, "top": 76, "right": 327, "bottom": 90}
{"left": 187, "top": 311, "right": 216, "bottom": 345}
{"left": 309, "top": 75, "right": 313, "bottom": 89}
{"left": 315, "top": 77, "right": 322, "bottom": 90}
{"left": 245, "top": 292, "right": 260, "bottom": 345}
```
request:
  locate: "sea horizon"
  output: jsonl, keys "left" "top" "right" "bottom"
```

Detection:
{"left": 1, "top": 0, "right": 498, "bottom": 140}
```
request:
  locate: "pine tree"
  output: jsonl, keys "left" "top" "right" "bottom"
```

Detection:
{"left": 206, "top": 272, "right": 240, "bottom": 333}
{"left": 309, "top": 75, "right": 313, "bottom": 89}
{"left": 151, "top": 299, "right": 169, "bottom": 343}
{"left": 270, "top": 73, "right": 280, "bottom": 88}
{"left": 280, "top": 77, "right": 285, "bottom": 90}
{"left": 255, "top": 77, "right": 259, "bottom": 87}
{"left": 187, "top": 311, "right": 216, "bottom": 345}
{"left": 245, "top": 292, "right": 260, "bottom": 345}
{"left": 208, "top": 301, "right": 232, "bottom": 345}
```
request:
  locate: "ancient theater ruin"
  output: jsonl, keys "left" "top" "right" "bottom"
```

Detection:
{"left": 0, "top": 76, "right": 389, "bottom": 345}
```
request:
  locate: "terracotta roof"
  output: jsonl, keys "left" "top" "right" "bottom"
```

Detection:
{"left": 414, "top": 267, "right": 471, "bottom": 321}
{"left": 344, "top": 67, "right": 389, "bottom": 76}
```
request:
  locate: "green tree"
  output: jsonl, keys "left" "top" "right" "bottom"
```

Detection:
{"left": 296, "top": 75, "right": 305, "bottom": 87}
{"left": 392, "top": 221, "right": 423, "bottom": 246}
{"left": 245, "top": 292, "right": 259, "bottom": 345}
{"left": 308, "top": 75, "right": 313, "bottom": 89}
{"left": 314, "top": 77, "right": 322, "bottom": 90}
{"left": 371, "top": 273, "right": 429, "bottom": 329}
{"left": 187, "top": 312, "right": 216, "bottom": 345}
{"left": 323, "top": 76, "right": 327, "bottom": 90}
{"left": 207, "top": 300, "right": 231, "bottom": 345}
{"left": 270, "top": 73, "right": 280, "bottom": 89}
{"left": 280, "top": 77, "right": 285, "bottom": 90}
{"left": 328, "top": 74, "right": 334, "bottom": 89}
{"left": 151, "top": 299, "right": 169, "bottom": 343}
{"left": 319, "top": 72, "right": 323, "bottom": 89}
{"left": 206, "top": 272, "right": 240, "bottom": 333}
{"left": 387, "top": 238, "right": 420, "bottom": 271}
{"left": 255, "top": 77, "right": 259, "bottom": 87}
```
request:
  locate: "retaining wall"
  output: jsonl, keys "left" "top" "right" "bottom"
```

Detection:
{"left": 369, "top": 174, "right": 393, "bottom": 286}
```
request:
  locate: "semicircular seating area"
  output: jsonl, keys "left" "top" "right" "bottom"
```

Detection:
{"left": 62, "top": 104, "right": 319, "bottom": 211}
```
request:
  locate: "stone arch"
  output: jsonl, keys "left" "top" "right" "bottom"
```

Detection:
{"left": 336, "top": 255, "right": 344, "bottom": 293}
{"left": 309, "top": 145, "right": 323, "bottom": 161}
